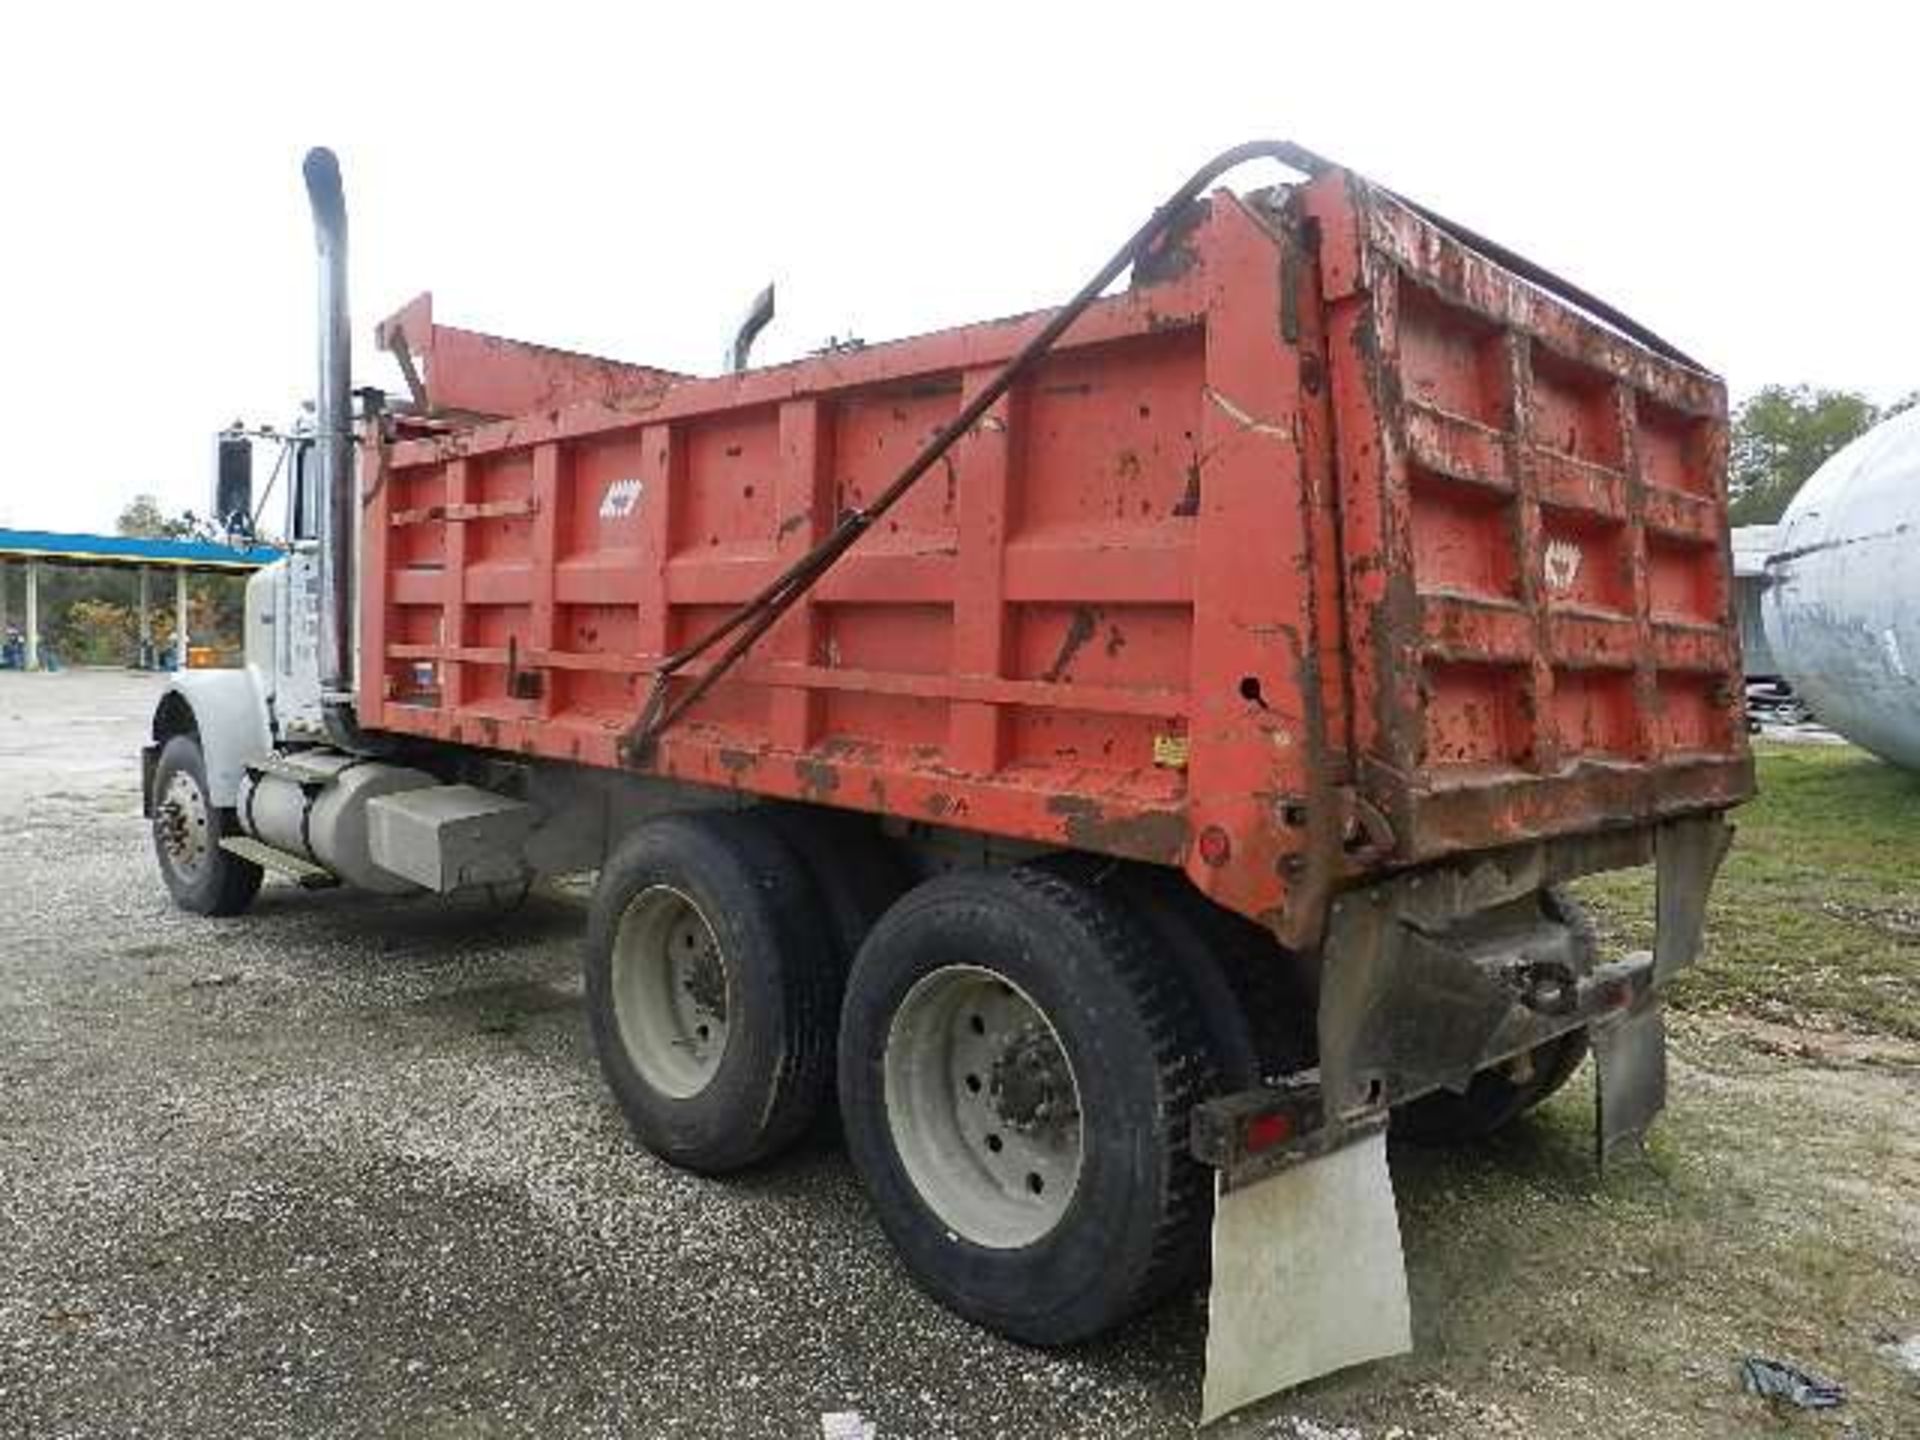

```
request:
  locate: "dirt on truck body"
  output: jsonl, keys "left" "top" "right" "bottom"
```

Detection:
{"left": 360, "top": 155, "right": 1749, "bottom": 946}
{"left": 143, "top": 141, "right": 1750, "bottom": 1423}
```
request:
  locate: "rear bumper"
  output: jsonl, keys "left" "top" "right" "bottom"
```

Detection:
{"left": 1197, "top": 811, "right": 1733, "bottom": 1189}
{"left": 1380, "top": 752, "right": 1754, "bottom": 867}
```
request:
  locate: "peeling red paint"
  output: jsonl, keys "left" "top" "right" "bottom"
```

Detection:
{"left": 358, "top": 160, "right": 1748, "bottom": 943}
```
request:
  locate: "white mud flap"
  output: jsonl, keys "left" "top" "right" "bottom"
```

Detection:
{"left": 1200, "top": 1124, "right": 1411, "bottom": 1425}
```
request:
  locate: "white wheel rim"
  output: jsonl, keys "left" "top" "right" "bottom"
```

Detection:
{"left": 883, "top": 965, "right": 1084, "bottom": 1249}
{"left": 610, "top": 884, "right": 731, "bottom": 1099}
{"left": 155, "top": 770, "right": 212, "bottom": 881}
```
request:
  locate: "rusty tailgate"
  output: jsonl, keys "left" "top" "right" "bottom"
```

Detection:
{"left": 1301, "top": 172, "right": 1754, "bottom": 864}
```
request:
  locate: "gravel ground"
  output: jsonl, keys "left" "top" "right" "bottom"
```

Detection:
{"left": 3, "top": 671, "right": 1916, "bottom": 1439}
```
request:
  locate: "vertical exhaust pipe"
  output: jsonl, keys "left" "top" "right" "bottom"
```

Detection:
{"left": 303, "top": 147, "right": 354, "bottom": 702}
{"left": 727, "top": 282, "right": 775, "bottom": 374}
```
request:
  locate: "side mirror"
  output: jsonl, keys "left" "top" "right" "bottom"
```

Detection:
{"left": 215, "top": 433, "right": 254, "bottom": 536}
{"left": 290, "top": 438, "right": 319, "bottom": 541}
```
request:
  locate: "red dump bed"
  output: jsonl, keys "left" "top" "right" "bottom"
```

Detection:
{"left": 359, "top": 163, "right": 1752, "bottom": 945}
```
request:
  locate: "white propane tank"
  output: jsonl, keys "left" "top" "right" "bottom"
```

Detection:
{"left": 1762, "top": 407, "right": 1920, "bottom": 769}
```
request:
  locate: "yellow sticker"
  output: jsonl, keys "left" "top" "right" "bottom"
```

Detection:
{"left": 1153, "top": 733, "right": 1191, "bottom": 769}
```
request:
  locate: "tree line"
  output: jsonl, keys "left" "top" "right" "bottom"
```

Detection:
{"left": 1727, "top": 385, "right": 1916, "bottom": 526}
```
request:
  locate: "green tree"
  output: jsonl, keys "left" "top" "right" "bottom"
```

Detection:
{"left": 116, "top": 493, "right": 172, "bottom": 538}
{"left": 1728, "top": 385, "right": 1918, "bottom": 525}
{"left": 59, "top": 597, "right": 138, "bottom": 665}
{"left": 116, "top": 493, "right": 222, "bottom": 543}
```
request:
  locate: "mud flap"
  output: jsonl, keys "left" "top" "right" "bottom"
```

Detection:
{"left": 1592, "top": 996, "right": 1667, "bottom": 1166}
{"left": 1201, "top": 1120, "right": 1411, "bottom": 1425}
{"left": 1591, "top": 813, "right": 1730, "bottom": 1165}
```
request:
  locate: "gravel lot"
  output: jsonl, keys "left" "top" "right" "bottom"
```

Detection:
{"left": 3, "top": 670, "right": 1916, "bottom": 1439}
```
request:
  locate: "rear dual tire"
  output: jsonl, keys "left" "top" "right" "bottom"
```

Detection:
{"left": 588, "top": 829, "right": 1281, "bottom": 1346}
{"left": 583, "top": 807, "right": 905, "bottom": 1174}
{"left": 837, "top": 866, "right": 1224, "bottom": 1345}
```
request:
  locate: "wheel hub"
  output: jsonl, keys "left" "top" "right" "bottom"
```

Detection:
{"left": 990, "top": 1025, "right": 1078, "bottom": 1135}
{"left": 883, "top": 966, "right": 1085, "bottom": 1250}
{"left": 610, "top": 885, "right": 732, "bottom": 1099}
{"left": 155, "top": 771, "right": 210, "bottom": 877}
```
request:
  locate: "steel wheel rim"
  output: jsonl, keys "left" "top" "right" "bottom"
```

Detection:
{"left": 883, "top": 965, "right": 1084, "bottom": 1249}
{"left": 610, "top": 884, "right": 731, "bottom": 1099}
{"left": 156, "top": 770, "right": 211, "bottom": 881}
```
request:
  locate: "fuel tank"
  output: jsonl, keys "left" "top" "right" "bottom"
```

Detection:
{"left": 1763, "top": 408, "right": 1920, "bottom": 768}
{"left": 236, "top": 751, "right": 436, "bottom": 893}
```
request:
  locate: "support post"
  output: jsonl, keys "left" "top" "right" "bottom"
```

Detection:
{"left": 174, "top": 567, "right": 190, "bottom": 670}
{"left": 0, "top": 560, "right": 9, "bottom": 644}
{"left": 136, "top": 565, "right": 151, "bottom": 669}
{"left": 25, "top": 561, "right": 40, "bottom": 671}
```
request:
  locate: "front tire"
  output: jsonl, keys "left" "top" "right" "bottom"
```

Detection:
{"left": 150, "top": 734, "right": 262, "bottom": 916}
{"left": 838, "top": 865, "right": 1218, "bottom": 1346}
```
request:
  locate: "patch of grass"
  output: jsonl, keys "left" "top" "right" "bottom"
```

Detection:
{"left": 1574, "top": 742, "right": 1920, "bottom": 1039}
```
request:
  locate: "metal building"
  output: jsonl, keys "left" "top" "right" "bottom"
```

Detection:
{"left": 0, "top": 528, "right": 281, "bottom": 671}
{"left": 1731, "top": 524, "right": 1780, "bottom": 679}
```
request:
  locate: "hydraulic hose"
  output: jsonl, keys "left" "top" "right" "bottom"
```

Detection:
{"left": 621, "top": 140, "right": 1334, "bottom": 761}
{"left": 619, "top": 137, "right": 1708, "bottom": 760}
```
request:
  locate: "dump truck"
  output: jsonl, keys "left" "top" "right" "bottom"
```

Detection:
{"left": 144, "top": 142, "right": 1751, "bottom": 1420}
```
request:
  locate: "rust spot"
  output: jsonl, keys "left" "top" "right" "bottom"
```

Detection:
{"left": 1045, "top": 794, "right": 1188, "bottom": 863}
{"left": 1104, "top": 625, "right": 1127, "bottom": 659}
{"left": 1134, "top": 197, "right": 1207, "bottom": 286}
{"left": 777, "top": 510, "right": 809, "bottom": 540}
{"left": 924, "top": 793, "right": 954, "bottom": 819}
{"left": 1040, "top": 605, "right": 1099, "bottom": 685}
{"left": 819, "top": 735, "right": 884, "bottom": 765}
{"left": 717, "top": 748, "right": 757, "bottom": 776}
{"left": 1173, "top": 462, "right": 1202, "bottom": 517}
{"left": 794, "top": 758, "right": 840, "bottom": 798}
{"left": 1279, "top": 245, "right": 1302, "bottom": 344}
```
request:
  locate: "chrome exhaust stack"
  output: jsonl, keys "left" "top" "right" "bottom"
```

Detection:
{"left": 302, "top": 147, "right": 354, "bottom": 703}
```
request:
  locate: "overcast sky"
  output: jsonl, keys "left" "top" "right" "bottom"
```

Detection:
{"left": 1, "top": 2, "right": 1912, "bottom": 535}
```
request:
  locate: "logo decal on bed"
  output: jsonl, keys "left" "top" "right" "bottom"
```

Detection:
{"left": 599, "top": 478, "right": 644, "bottom": 519}
{"left": 1543, "top": 538, "right": 1583, "bottom": 595}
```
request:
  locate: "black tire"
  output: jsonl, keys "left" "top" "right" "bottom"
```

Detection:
{"left": 150, "top": 734, "right": 263, "bottom": 917}
{"left": 1033, "top": 856, "right": 1263, "bottom": 1089}
{"left": 1113, "top": 864, "right": 1315, "bottom": 1082}
{"left": 755, "top": 804, "right": 914, "bottom": 969}
{"left": 1392, "top": 888, "right": 1594, "bottom": 1145}
{"left": 584, "top": 810, "right": 836, "bottom": 1173}
{"left": 838, "top": 864, "right": 1219, "bottom": 1346}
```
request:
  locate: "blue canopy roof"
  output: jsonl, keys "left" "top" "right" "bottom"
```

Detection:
{"left": 0, "top": 528, "right": 281, "bottom": 570}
